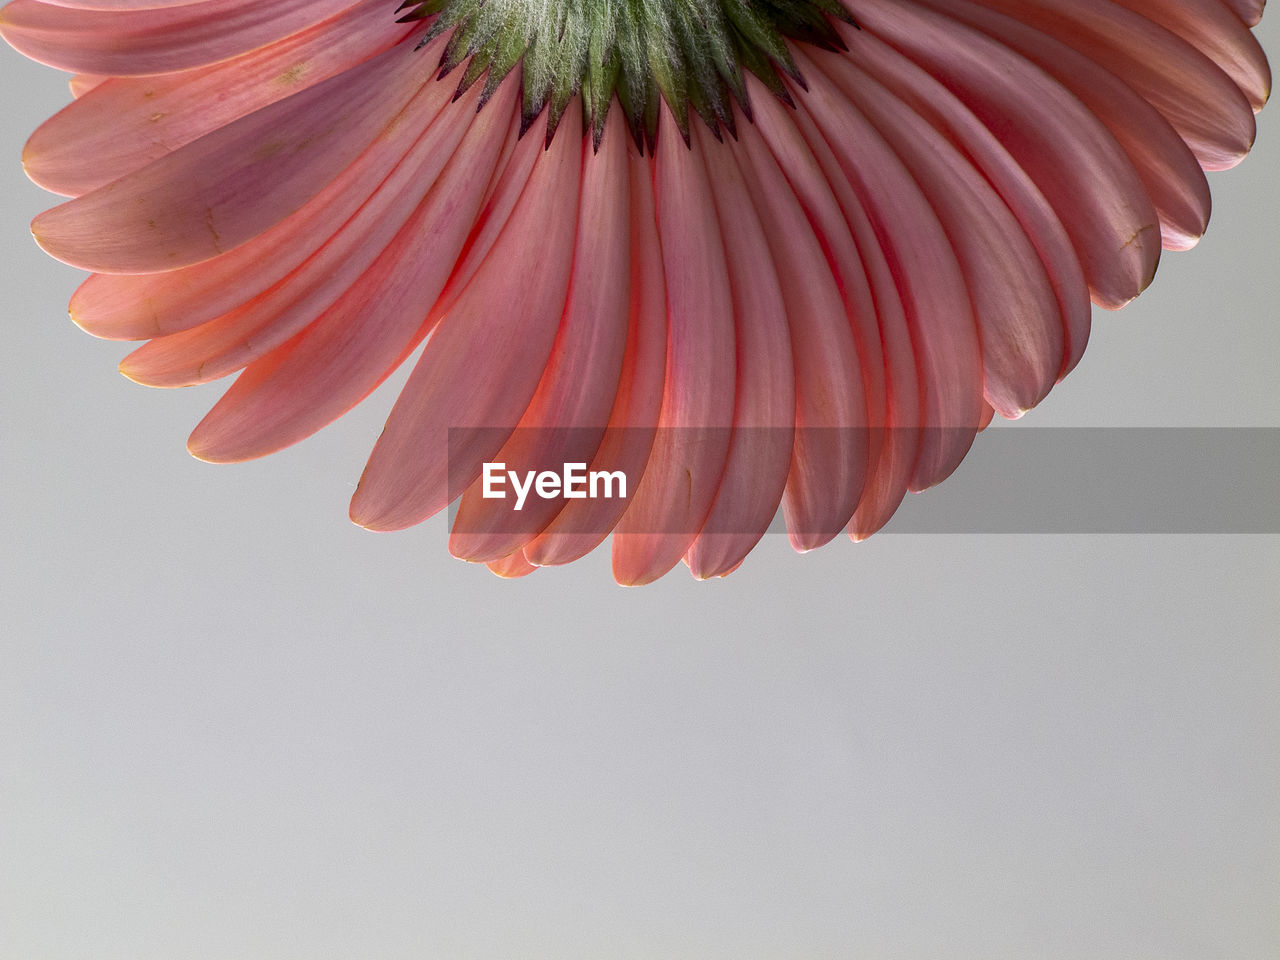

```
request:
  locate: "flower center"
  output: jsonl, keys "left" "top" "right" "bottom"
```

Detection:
{"left": 397, "top": 0, "right": 854, "bottom": 150}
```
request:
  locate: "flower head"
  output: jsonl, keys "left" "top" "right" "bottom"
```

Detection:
{"left": 1, "top": 0, "right": 1270, "bottom": 582}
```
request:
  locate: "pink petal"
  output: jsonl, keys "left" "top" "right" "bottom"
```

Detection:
{"left": 818, "top": 50, "right": 1064, "bottom": 418}
{"left": 68, "top": 73, "right": 107, "bottom": 97}
{"left": 1219, "top": 0, "right": 1265, "bottom": 27}
{"left": 1109, "top": 0, "right": 1270, "bottom": 111}
{"left": 751, "top": 85, "right": 916, "bottom": 540}
{"left": 24, "top": 1, "right": 410, "bottom": 197}
{"left": 830, "top": 28, "right": 1091, "bottom": 378}
{"left": 119, "top": 79, "right": 476, "bottom": 386}
{"left": 448, "top": 109, "right": 632, "bottom": 563}
{"left": 485, "top": 552, "right": 539, "bottom": 579}
{"left": 837, "top": 4, "right": 1160, "bottom": 309}
{"left": 41, "top": 0, "right": 219, "bottom": 9}
{"left": 611, "top": 110, "right": 737, "bottom": 586}
{"left": 683, "top": 120, "right": 795, "bottom": 580}
{"left": 978, "top": 401, "right": 996, "bottom": 432}
{"left": 71, "top": 53, "right": 455, "bottom": 342}
{"left": 0, "top": 0, "right": 365, "bottom": 76}
{"left": 523, "top": 148, "right": 669, "bottom": 569}
{"left": 795, "top": 49, "right": 983, "bottom": 492}
{"left": 348, "top": 110, "right": 583, "bottom": 532}
{"left": 958, "top": 0, "right": 1256, "bottom": 171}
{"left": 186, "top": 84, "right": 516, "bottom": 463}
{"left": 914, "top": 0, "right": 1210, "bottom": 252}
{"left": 731, "top": 115, "right": 868, "bottom": 551}
{"left": 423, "top": 110, "right": 544, "bottom": 322}
{"left": 33, "top": 40, "right": 435, "bottom": 274}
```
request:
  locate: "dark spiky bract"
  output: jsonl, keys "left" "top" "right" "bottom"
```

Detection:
{"left": 396, "top": 0, "right": 855, "bottom": 151}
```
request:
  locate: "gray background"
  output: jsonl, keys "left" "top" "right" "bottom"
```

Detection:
{"left": 2, "top": 17, "right": 1277, "bottom": 960}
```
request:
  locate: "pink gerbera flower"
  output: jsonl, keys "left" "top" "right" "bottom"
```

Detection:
{"left": 0, "top": 0, "right": 1269, "bottom": 583}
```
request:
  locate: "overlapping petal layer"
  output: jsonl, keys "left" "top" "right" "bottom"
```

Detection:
{"left": 1, "top": 0, "right": 1269, "bottom": 582}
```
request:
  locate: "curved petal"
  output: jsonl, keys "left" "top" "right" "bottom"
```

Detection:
{"left": 683, "top": 119, "right": 795, "bottom": 580}
{"left": 732, "top": 117, "right": 868, "bottom": 550}
{"left": 33, "top": 40, "right": 436, "bottom": 274}
{"left": 966, "top": 0, "right": 1256, "bottom": 170}
{"left": 349, "top": 109, "right": 583, "bottom": 532}
{"left": 826, "top": 28, "right": 1091, "bottom": 377}
{"left": 817, "top": 50, "right": 1065, "bottom": 418}
{"left": 1107, "top": 0, "right": 1270, "bottom": 111}
{"left": 448, "top": 109, "right": 632, "bottom": 563}
{"left": 68, "top": 73, "right": 107, "bottom": 97}
{"left": 24, "top": 0, "right": 410, "bottom": 197}
{"left": 40, "top": 0, "right": 223, "bottom": 10}
{"left": 752, "top": 83, "right": 918, "bottom": 540}
{"left": 0, "top": 0, "right": 365, "bottom": 76}
{"left": 836, "top": 4, "right": 1160, "bottom": 309}
{"left": 119, "top": 79, "right": 476, "bottom": 385}
{"left": 485, "top": 551, "right": 539, "bottom": 579}
{"left": 611, "top": 110, "right": 737, "bottom": 586}
{"left": 523, "top": 146, "right": 669, "bottom": 569}
{"left": 1220, "top": 0, "right": 1265, "bottom": 27}
{"left": 794, "top": 47, "right": 983, "bottom": 491}
{"left": 72, "top": 45, "right": 455, "bottom": 341}
{"left": 912, "top": 0, "right": 1211, "bottom": 252}
{"left": 186, "top": 84, "right": 516, "bottom": 462}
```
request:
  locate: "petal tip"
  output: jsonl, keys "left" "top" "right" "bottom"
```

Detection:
{"left": 446, "top": 533, "right": 498, "bottom": 564}
{"left": 116, "top": 355, "right": 146, "bottom": 384}
{"left": 186, "top": 438, "right": 223, "bottom": 465}
{"left": 348, "top": 485, "right": 415, "bottom": 533}
{"left": 611, "top": 565, "right": 660, "bottom": 588}
{"left": 788, "top": 529, "right": 839, "bottom": 553}
{"left": 185, "top": 424, "right": 245, "bottom": 465}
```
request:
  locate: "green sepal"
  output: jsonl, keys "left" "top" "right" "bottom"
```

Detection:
{"left": 585, "top": 36, "right": 622, "bottom": 150}
{"left": 417, "top": 0, "right": 856, "bottom": 154}
{"left": 478, "top": 27, "right": 528, "bottom": 107}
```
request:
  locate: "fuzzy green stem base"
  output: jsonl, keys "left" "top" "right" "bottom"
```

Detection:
{"left": 396, "top": 0, "right": 855, "bottom": 151}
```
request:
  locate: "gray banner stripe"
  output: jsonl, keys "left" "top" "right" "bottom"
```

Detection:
{"left": 446, "top": 428, "right": 1280, "bottom": 534}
